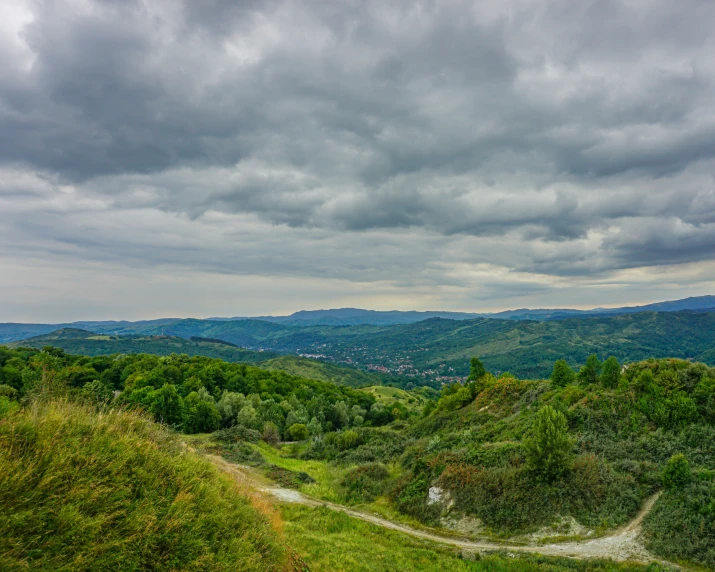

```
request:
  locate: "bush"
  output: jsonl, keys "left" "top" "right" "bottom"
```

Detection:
{"left": 262, "top": 421, "right": 280, "bottom": 445}
{"left": 286, "top": 423, "right": 309, "bottom": 441}
{"left": 211, "top": 424, "right": 261, "bottom": 443}
{"left": 340, "top": 463, "right": 390, "bottom": 503}
{"left": 663, "top": 453, "right": 691, "bottom": 489}
{"left": 524, "top": 405, "right": 574, "bottom": 482}
{"left": 0, "top": 384, "right": 17, "bottom": 399}
{"left": 644, "top": 479, "right": 715, "bottom": 567}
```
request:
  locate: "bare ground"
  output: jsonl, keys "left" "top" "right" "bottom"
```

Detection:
{"left": 208, "top": 454, "right": 670, "bottom": 566}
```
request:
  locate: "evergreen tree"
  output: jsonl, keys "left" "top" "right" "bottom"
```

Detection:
{"left": 577, "top": 354, "right": 602, "bottom": 385}
{"left": 550, "top": 359, "right": 575, "bottom": 387}
{"left": 600, "top": 356, "right": 621, "bottom": 388}
{"left": 524, "top": 405, "right": 573, "bottom": 482}
{"left": 468, "top": 357, "right": 487, "bottom": 380}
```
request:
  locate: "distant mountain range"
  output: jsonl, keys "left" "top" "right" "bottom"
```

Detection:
{"left": 2, "top": 295, "right": 715, "bottom": 344}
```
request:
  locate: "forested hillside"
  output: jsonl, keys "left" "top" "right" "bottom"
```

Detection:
{"left": 103, "top": 310, "right": 715, "bottom": 380}
{"left": 9, "top": 311, "right": 715, "bottom": 383}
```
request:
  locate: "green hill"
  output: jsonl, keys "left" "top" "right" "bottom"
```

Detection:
{"left": 72, "top": 310, "right": 715, "bottom": 382}
{"left": 8, "top": 328, "right": 279, "bottom": 364}
{"left": 260, "top": 355, "right": 401, "bottom": 388}
{"left": 0, "top": 400, "right": 287, "bottom": 571}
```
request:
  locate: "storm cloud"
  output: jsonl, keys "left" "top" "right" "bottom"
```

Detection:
{"left": 1, "top": 0, "right": 715, "bottom": 320}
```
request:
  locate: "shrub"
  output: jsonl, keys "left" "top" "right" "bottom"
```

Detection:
{"left": 663, "top": 454, "right": 691, "bottom": 489}
{"left": 262, "top": 421, "right": 280, "bottom": 445}
{"left": 524, "top": 405, "right": 574, "bottom": 482}
{"left": 211, "top": 424, "right": 261, "bottom": 443}
{"left": 340, "top": 463, "right": 390, "bottom": 503}
{"left": 643, "top": 479, "right": 715, "bottom": 567}
{"left": 286, "top": 423, "right": 310, "bottom": 441}
{"left": 0, "top": 385, "right": 17, "bottom": 399}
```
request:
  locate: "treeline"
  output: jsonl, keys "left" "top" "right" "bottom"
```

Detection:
{"left": 0, "top": 346, "right": 411, "bottom": 440}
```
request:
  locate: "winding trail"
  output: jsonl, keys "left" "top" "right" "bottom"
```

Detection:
{"left": 209, "top": 455, "right": 667, "bottom": 565}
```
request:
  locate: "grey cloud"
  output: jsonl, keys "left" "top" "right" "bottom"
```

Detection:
{"left": 2, "top": 0, "right": 715, "bottom": 318}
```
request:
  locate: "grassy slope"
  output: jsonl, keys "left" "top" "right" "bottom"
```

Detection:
{"left": 0, "top": 401, "right": 286, "bottom": 571}
{"left": 359, "top": 385, "right": 430, "bottom": 411}
{"left": 260, "top": 355, "right": 392, "bottom": 388}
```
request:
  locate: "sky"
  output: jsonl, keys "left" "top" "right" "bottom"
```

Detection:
{"left": 2, "top": 0, "right": 715, "bottom": 322}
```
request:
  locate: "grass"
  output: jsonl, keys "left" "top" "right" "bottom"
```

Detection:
{"left": 0, "top": 400, "right": 287, "bottom": 571}
{"left": 359, "top": 385, "right": 426, "bottom": 410}
{"left": 257, "top": 442, "right": 348, "bottom": 502}
{"left": 280, "top": 503, "right": 665, "bottom": 572}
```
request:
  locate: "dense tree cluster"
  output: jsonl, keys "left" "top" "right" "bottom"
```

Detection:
{"left": 0, "top": 346, "right": 399, "bottom": 439}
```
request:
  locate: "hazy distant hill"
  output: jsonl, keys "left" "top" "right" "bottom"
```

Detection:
{"left": 8, "top": 328, "right": 279, "bottom": 364}
{"left": 3, "top": 296, "right": 714, "bottom": 343}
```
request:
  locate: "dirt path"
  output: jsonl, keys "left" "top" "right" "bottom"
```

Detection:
{"left": 208, "top": 455, "right": 668, "bottom": 566}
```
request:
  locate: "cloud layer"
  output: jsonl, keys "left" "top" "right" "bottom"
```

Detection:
{"left": 2, "top": 0, "right": 715, "bottom": 320}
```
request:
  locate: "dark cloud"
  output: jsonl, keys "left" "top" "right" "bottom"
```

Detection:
{"left": 1, "top": 0, "right": 715, "bottom": 319}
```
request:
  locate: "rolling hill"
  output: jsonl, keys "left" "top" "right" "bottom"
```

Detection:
{"left": 8, "top": 328, "right": 279, "bottom": 364}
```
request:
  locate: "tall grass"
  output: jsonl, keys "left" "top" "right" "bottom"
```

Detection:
{"left": 0, "top": 400, "right": 287, "bottom": 571}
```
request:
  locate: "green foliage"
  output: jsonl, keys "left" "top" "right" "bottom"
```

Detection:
{"left": 340, "top": 463, "right": 390, "bottom": 503}
{"left": 184, "top": 391, "right": 221, "bottom": 434}
{"left": 262, "top": 421, "right": 280, "bottom": 445}
{"left": 524, "top": 406, "right": 574, "bottom": 482}
{"left": 577, "top": 354, "right": 602, "bottom": 385}
{"left": 643, "top": 478, "right": 715, "bottom": 567}
{"left": 551, "top": 359, "right": 576, "bottom": 387}
{"left": 0, "top": 384, "right": 18, "bottom": 399}
{"left": 149, "top": 383, "right": 184, "bottom": 426}
{"left": 211, "top": 424, "right": 261, "bottom": 444}
{"left": 662, "top": 454, "right": 691, "bottom": 489}
{"left": 0, "top": 400, "right": 285, "bottom": 570}
{"left": 600, "top": 356, "right": 621, "bottom": 388}
{"left": 468, "top": 356, "right": 486, "bottom": 380}
{"left": 286, "top": 423, "right": 310, "bottom": 441}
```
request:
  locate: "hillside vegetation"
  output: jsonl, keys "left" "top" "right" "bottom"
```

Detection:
{"left": 8, "top": 310, "right": 715, "bottom": 384}
{"left": 9, "top": 328, "right": 279, "bottom": 363}
{"left": 0, "top": 400, "right": 287, "bottom": 571}
{"left": 241, "top": 356, "right": 715, "bottom": 568}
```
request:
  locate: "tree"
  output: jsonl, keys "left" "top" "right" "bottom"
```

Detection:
{"left": 150, "top": 383, "right": 184, "bottom": 426}
{"left": 468, "top": 357, "right": 487, "bottom": 380}
{"left": 577, "top": 354, "right": 602, "bottom": 385}
{"left": 601, "top": 356, "right": 621, "bottom": 388}
{"left": 524, "top": 405, "right": 574, "bottom": 482}
{"left": 184, "top": 391, "right": 221, "bottom": 434}
{"left": 262, "top": 421, "right": 280, "bottom": 445}
{"left": 551, "top": 359, "right": 575, "bottom": 387}
{"left": 286, "top": 423, "right": 309, "bottom": 441}
{"left": 237, "top": 405, "right": 261, "bottom": 430}
{"left": 663, "top": 453, "right": 691, "bottom": 489}
{"left": 81, "top": 380, "right": 114, "bottom": 405}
